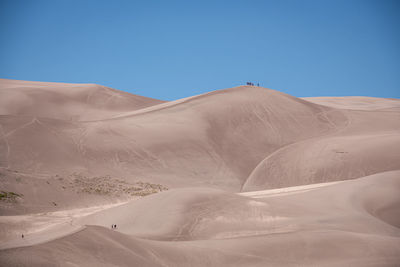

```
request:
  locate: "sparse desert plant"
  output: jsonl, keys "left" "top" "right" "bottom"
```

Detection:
{"left": 0, "top": 191, "right": 22, "bottom": 202}
{"left": 65, "top": 174, "right": 167, "bottom": 198}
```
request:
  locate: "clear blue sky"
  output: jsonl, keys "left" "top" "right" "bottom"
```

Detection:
{"left": 1, "top": 0, "right": 399, "bottom": 100}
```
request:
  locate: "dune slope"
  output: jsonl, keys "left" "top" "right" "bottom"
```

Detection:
{"left": 1, "top": 171, "right": 399, "bottom": 266}
{"left": 0, "top": 79, "right": 165, "bottom": 121}
{"left": 243, "top": 102, "right": 400, "bottom": 191}
{"left": 303, "top": 96, "right": 400, "bottom": 111}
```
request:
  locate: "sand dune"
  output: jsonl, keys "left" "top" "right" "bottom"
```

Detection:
{"left": 1, "top": 80, "right": 349, "bottom": 193}
{"left": 243, "top": 133, "right": 400, "bottom": 190}
{"left": 303, "top": 96, "right": 400, "bottom": 111}
{"left": 0, "top": 79, "right": 164, "bottom": 121}
{"left": 242, "top": 105, "right": 400, "bottom": 191}
{"left": 1, "top": 171, "right": 399, "bottom": 266}
{"left": 1, "top": 80, "right": 398, "bottom": 194}
{"left": 0, "top": 79, "right": 399, "bottom": 266}
{"left": 76, "top": 171, "right": 400, "bottom": 242}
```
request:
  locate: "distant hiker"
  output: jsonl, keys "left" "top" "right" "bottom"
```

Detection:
{"left": 115, "top": 224, "right": 117, "bottom": 229}
{"left": 111, "top": 224, "right": 114, "bottom": 229}
{"left": 21, "top": 234, "right": 24, "bottom": 238}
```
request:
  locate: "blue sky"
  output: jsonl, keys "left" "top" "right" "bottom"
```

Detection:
{"left": 0, "top": 0, "right": 399, "bottom": 100}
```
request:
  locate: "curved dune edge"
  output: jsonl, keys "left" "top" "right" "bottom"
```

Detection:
{"left": 242, "top": 132, "right": 400, "bottom": 191}
{"left": 242, "top": 100, "right": 400, "bottom": 191}
{"left": 1, "top": 171, "right": 399, "bottom": 266}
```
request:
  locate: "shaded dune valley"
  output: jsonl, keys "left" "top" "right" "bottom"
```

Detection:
{"left": 0, "top": 78, "right": 400, "bottom": 266}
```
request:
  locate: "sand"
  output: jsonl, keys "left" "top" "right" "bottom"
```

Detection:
{"left": 0, "top": 79, "right": 399, "bottom": 266}
{"left": 303, "top": 96, "right": 400, "bottom": 111}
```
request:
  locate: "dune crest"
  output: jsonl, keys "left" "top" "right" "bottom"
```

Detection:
{"left": 0, "top": 79, "right": 165, "bottom": 121}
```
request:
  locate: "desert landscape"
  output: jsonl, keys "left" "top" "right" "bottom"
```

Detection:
{"left": 0, "top": 78, "right": 398, "bottom": 266}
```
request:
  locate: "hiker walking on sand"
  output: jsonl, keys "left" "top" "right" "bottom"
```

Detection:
{"left": 22, "top": 234, "right": 24, "bottom": 238}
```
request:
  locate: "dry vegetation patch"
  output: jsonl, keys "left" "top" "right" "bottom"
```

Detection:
{"left": 63, "top": 174, "right": 168, "bottom": 197}
{"left": 0, "top": 191, "right": 22, "bottom": 202}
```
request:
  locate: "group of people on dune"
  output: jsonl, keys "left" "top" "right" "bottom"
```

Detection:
{"left": 246, "top": 82, "right": 260, "bottom": 86}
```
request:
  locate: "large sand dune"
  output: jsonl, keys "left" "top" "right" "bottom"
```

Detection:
{"left": 1, "top": 79, "right": 348, "bottom": 191}
{"left": 0, "top": 79, "right": 399, "bottom": 266}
